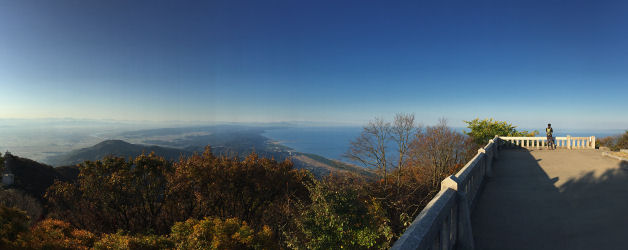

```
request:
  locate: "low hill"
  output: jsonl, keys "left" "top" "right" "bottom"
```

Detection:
{"left": 54, "top": 165, "right": 80, "bottom": 181}
{"left": 46, "top": 140, "right": 191, "bottom": 166}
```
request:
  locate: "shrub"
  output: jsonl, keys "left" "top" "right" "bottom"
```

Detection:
{"left": 617, "top": 131, "right": 628, "bottom": 150}
{"left": 94, "top": 232, "right": 173, "bottom": 250}
{"left": 598, "top": 131, "right": 628, "bottom": 151}
{"left": 464, "top": 118, "right": 538, "bottom": 146}
{"left": 0, "top": 204, "right": 30, "bottom": 248}
{"left": 287, "top": 175, "right": 392, "bottom": 249}
{"left": 27, "top": 219, "right": 96, "bottom": 249}
{"left": 170, "top": 217, "right": 275, "bottom": 249}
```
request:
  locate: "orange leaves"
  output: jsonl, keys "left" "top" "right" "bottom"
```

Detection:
{"left": 170, "top": 217, "right": 276, "bottom": 249}
{"left": 26, "top": 219, "right": 96, "bottom": 250}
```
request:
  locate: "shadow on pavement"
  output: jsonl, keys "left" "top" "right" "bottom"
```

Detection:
{"left": 472, "top": 149, "right": 628, "bottom": 250}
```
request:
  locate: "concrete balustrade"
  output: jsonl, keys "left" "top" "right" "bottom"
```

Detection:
{"left": 392, "top": 134, "right": 596, "bottom": 250}
{"left": 392, "top": 137, "right": 500, "bottom": 250}
{"left": 500, "top": 136, "right": 595, "bottom": 149}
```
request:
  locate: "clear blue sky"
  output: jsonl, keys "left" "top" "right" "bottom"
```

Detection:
{"left": 1, "top": 0, "right": 627, "bottom": 129}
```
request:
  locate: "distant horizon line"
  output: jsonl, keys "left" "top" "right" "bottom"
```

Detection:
{"left": 0, "top": 116, "right": 625, "bottom": 132}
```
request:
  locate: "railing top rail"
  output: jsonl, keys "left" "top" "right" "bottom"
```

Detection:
{"left": 391, "top": 188, "right": 457, "bottom": 249}
{"left": 455, "top": 151, "right": 482, "bottom": 181}
{"left": 500, "top": 136, "right": 593, "bottom": 139}
{"left": 484, "top": 140, "right": 495, "bottom": 150}
{"left": 500, "top": 136, "right": 546, "bottom": 139}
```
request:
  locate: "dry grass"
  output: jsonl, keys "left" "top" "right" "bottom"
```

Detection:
{"left": 609, "top": 151, "right": 628, "bottom": 159}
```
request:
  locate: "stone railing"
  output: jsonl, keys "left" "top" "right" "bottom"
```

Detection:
{"left": 500, "top": 136, "right": 595, "bottom": 149}
{"left": 391, "top": 136, "right": 499, "bottom": 250}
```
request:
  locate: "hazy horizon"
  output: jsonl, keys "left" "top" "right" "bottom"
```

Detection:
{"left": 1, "top": 117, "right": 627, "bottom": 131}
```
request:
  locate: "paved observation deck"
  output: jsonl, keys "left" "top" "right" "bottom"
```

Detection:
{"left": 392, "top": 136, "right": 628, "bottom": 250}
{"left": 473, "top": 149, "right": 628, "bottom": 250}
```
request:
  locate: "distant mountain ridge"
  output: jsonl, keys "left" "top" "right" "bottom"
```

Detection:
{"left": 46, "top": 140, "right": 191, "bottom": 166}
{"left": 46, "top": 139, "right": 374, "bottom": 178}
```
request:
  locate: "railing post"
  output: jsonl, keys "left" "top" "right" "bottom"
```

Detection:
{"left": 478, "top": 148, "right": 492, "bottom": 177}
{"left": 567, "top": 135, "right": 571, "bottom": 149}
{"left": 591, "top": 136, "right": 596, "bottom": 149}
{"left": 492, "top": 136, "right": 500, "bottom": 159}
{"left": 441, "top": 176, "right": 475, "bottom": 250}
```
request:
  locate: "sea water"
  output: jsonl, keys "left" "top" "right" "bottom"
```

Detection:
{"left": 263, "top": 126, "right": 362, "bottom": 161}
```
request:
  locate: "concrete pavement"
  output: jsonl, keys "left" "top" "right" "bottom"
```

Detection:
{"left": 472, "top": 149, "right": 628, "bottom": 250}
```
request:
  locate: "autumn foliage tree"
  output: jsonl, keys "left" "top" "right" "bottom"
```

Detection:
{"left": 410, "top": 119, "right": 477, "bottom": 188}
{"left": 164, "top": 147, "right": 312, "bottom": 244}
{"left": 45, "top": 153, "right": 173, "bottom": 234}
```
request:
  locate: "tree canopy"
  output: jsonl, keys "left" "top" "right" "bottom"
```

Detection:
{"left": 464, "top": 118, "right": 538, "bottom": 146}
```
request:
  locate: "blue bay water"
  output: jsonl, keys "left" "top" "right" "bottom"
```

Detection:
{"left": 263, "top": 127, "right": 362, "bottom": 161}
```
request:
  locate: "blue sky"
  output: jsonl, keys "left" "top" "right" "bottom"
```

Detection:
{"left": 1, "top": 0, "right": 627, "bottom": 129}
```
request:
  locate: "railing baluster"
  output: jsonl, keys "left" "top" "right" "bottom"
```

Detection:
{"left": 441, "top": 217, "right": 449, "bottom": 250}
{"left": 451, "top": 206, "right": 457, "bottom": 246}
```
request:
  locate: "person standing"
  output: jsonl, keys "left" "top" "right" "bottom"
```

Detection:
{"left": 546, "top": 123, "right": 555, "bottom": 149}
